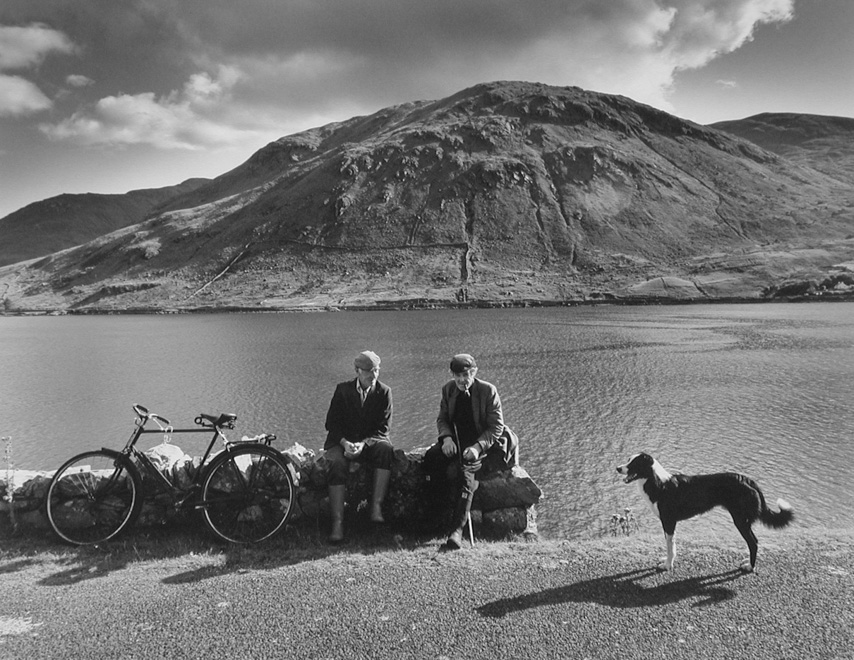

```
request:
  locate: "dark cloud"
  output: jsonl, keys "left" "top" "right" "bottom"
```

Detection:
{"left": 2, "top": 0, "right": 796, "bottom": 148}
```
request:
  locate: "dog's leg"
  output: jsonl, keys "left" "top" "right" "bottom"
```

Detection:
{"left": 660, "top": 522, "right": 676, "bottom": 570}
{"left": 733, "top": 517, "right": 758, "bottom": 572}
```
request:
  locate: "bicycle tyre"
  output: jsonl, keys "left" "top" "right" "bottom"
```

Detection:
{"left": 45, "top": 449, "right": 142, "bottom": 545}
{"left": 200, "top": 444, "right": 295, "bottom": 544}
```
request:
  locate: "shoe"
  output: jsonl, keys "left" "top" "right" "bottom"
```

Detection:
{"left": 444, "top": 529, "right": 463, "bottom": 550}
{"left": 329, "top": 522, "right": 344, "bottom": 544}
{"left": 370, "top": 503, "right": 386, "bottom": 524}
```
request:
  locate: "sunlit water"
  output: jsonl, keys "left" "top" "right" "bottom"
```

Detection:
{"left": 2, "top": 303, "right": 852, "bottom": 541}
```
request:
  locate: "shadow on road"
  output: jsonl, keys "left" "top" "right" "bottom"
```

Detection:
{"left": 477, "top": 567, "right": 744, "bottom": 616}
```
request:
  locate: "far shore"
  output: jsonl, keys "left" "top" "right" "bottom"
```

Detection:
{"left": 3, "top": 291, "right": 853, "bottom": 316}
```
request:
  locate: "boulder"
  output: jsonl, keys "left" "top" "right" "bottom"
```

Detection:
{"left": 292, "top": 446, "right": 542, "bottom": 539}
{"left": 0, "top": 444, "right": 543, "bottom": 541}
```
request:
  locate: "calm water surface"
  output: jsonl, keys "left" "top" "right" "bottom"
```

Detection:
{"left": 2, "top": 303, "right": 852, "bottom": 541}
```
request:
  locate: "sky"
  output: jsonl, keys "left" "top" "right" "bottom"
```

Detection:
{"left": 1, "top": 0, "right": 852, "bottom": 220}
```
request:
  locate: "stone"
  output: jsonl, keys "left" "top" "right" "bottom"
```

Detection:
{"left": 0, "top": 443, "right": 543, "bottom": 541}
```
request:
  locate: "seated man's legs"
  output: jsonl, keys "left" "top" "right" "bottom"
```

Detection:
{"left": 423, "top": 443, "right": 482, "bottom": 547}
{"left": 422, "top": 443, "right": 456, "bottom": 526}
{"left": 326, "top": 440, "right": 394, "bottom": 536}
{"left": 362, "top": 439, "right": 393, "bottom": 523}
{"left": 325, "top": 444, "right": 349, "bottom": 542}
{"left": 325, "top": 444, "right": 349, "bottom": 486}
{"left": 444, "top": 455, "right": 480, "bottom": 548}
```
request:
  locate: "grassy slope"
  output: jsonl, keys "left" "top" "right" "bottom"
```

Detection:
{"left": 1, "top": 524, "right": 851, "bottom": 659}
{"left": 4, "top": 85, "right": 854, "bottom": 313}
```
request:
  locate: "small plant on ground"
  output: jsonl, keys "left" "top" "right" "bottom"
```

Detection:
{"left": 3, "top": 436, "right": 15, "bottom": 532}
{"left": 609, "top": 507, "right": 638, "bottom": 536}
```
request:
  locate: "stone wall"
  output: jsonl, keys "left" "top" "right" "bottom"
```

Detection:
{"left": 0, "top": 444, "right": 542, "bottom": 540}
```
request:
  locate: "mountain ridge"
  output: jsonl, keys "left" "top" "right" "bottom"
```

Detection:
{"left": 2, "top": 81, "right": 853, "bottom": 313}
{"left": 711, "top": 112, "right": 854, "bottom": 183}
{"left": 0, "top": 179, "right": 210, "bottom": 268}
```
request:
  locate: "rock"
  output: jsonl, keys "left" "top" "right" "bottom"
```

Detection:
{"left": 626, "top": 276, "right": 702, "bottom": 299}
{"left": 292, "top": 446, "right": 542, "bottom": 539}
{"left": 770, "top": 279, "right": 819, "bottom": 297}
{"left": 472, "top": 465, "right": 542, "bottom": 510}
{"left": 0, "top": 444, "right": 543, "bottom": 541}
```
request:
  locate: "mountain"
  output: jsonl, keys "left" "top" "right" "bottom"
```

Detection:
{"left": 0, "top": 179, "right": 210, "bottom": 268}
{"left": 712, "top": 113, "right": 854, "bottom": 183}
{"left": 1, "top": 81, "right": 853, "bottom": 313}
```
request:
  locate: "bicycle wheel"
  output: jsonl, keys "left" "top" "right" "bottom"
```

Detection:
{"left": 200, "top": 444, "right": 294, "bottom": 544}
{"left": 45, "top": 450, "right": 142, "bottom": 545}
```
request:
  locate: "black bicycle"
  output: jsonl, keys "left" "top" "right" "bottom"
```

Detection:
{"left": 45, "top": 404, "right": 296, "bottom": 545}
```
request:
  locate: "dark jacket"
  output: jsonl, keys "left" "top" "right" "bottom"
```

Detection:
{"left": 436, "top": 377, "right": 518, "bottom": 467}
{"left": 324, "top": 379, "right": 392, "bottom": 450}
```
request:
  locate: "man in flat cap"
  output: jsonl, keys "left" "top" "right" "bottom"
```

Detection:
{"left": 323, "top": 350, "right": 394, "bottom": 543}
{"left": 423, "top": 353, "right": 518, "bottom": 549}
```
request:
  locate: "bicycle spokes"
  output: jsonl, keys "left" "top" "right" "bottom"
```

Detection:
{"left": 46, "top": 452, "right": 141, "bottom": 545}
{"left": 200, "top": 448, "right": 294, "bottom": 543}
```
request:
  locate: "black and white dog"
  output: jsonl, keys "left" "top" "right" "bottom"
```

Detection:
{"left": 616, "top": 452, "right": 794, "bottom": 572}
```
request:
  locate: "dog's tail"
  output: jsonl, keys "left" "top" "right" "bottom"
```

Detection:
{"left": 760, "top": 497, "right": 794, "bottom": 529}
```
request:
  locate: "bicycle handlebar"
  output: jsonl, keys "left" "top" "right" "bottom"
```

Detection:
{"left": 133, "top": 404, "right": 172, "bottom": 427}
{"left": 135, "top": 404, "right": 246, "bottom": 432}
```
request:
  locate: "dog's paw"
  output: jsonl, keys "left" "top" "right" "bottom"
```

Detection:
{"left": 738, "top": 559, "right": 755, "bottom": 573}
{"left": 657, "top": 559, "right": 673, "bottom": 571}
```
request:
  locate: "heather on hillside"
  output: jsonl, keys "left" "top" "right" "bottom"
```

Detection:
{"left": 2, "top": 82, "right": 853, "bottom": 313}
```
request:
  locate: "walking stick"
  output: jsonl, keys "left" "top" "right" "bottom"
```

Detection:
{"left": 452, "top": 423, "right": 476, "bottom": 547}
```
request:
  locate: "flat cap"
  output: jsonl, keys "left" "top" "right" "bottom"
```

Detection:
{"left": 450, "top": 353, "right": 477, "bottom": 373}
{"left": 354, "top": 350, "right": 381, "bottom": 370}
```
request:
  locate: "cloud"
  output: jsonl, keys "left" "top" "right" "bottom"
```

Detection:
{"left": 66, "top": 74, "right": 94, "bottom": 88}
{"left": 39, "top": 67, "right": 256, "bottom": 149}
{"left": 0, "top": 73, "right": 52, "bottom": 116}
{"left": 0, "top": 23, "right": 76, "bottom": 116}
{"left": 178, "top": 0, "right": 795, "bottom": 119}
{"left": 8, "top": 1, "right": 795, "bottom": 139}
{"left": 0, "top": 22, "right": 75, "bottom": 70}
{"left": 661, "top": 0, "right": 794, "bottom": 70}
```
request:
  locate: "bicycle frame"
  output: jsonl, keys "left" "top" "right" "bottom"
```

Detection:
{"left": 46, "top": 403, "right": 295, "bottom": 546}
{"left": 121, "top": 405, "right": 275, "bottom": 507}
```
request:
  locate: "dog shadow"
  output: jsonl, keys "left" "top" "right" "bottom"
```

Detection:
{"left": 477, "top": 567, "right": 743, "bottom": 617}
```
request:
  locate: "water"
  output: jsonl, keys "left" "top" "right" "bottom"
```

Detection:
{"left": 2, "top": 303, "right": 853, "bottom": 541}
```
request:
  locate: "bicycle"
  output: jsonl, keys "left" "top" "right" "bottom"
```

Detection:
{"left": 45, "top": 404, "right": 297, "bottom": 546}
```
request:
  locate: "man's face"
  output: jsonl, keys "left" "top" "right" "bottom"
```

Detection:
{"left": 356, "top": 366, "right": 379, "bottom": 390}
{"left": 452, "top": 367, "right": 477, "bottom": 392}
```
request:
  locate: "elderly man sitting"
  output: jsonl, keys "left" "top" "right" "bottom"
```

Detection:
{"left": 323, "top": 350, "right": 394, "bottom": 543}
{"left": 422, "top": 353, "right": 518, "bottom": 549}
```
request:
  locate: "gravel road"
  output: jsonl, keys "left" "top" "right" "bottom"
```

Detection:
{"left": 1, "top": 527, "right": 852, "bottom": 660}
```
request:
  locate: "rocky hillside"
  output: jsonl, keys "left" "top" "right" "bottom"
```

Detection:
{"left": 0, "top": 179, "right": 210, "bottom": 268}
{"left": 1, "top": 81, "right": 853, "bottom": 313}
{"left": 712, "top": 113, "right": 854, "bottom": 183}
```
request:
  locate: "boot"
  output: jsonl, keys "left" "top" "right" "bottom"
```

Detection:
{"left": 328, "top": 484, "right": 346, "bottom": 543}
{"left": 369, "top": 468, "right": 391, "bottom": 523}
{"left": 445, "top": 492, "right": 473, "bottom": 550}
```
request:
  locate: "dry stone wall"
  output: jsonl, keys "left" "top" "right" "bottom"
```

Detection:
{"left": 1, "top": 444, "right": 542, "bottom": 540}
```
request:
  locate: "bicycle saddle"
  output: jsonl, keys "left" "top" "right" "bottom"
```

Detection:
{"left": 195, "top": 413, "right": 238, "bottom": 427}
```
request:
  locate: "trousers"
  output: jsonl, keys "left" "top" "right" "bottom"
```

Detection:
{"left": 325, "top": 440, "right": 394, "bottom": 486}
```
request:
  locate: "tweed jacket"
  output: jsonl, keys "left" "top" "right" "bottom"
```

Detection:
{"left": 436, "top": 377, "right": 518, "bottom": 466}
{"left": 324, "top": 379, "right": 392, "bottom": 450}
